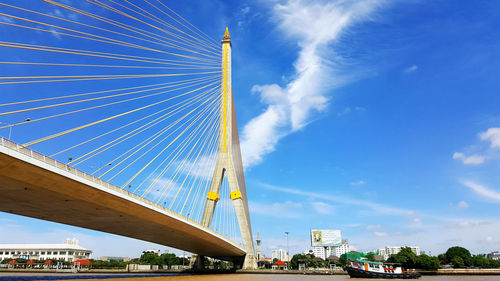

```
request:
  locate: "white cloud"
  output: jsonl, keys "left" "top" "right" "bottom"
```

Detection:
{"left": 463, "top": 180, "right": 500, "bottom": 202}
{"left": 484, "top": 236, "right": 497, "bottom": 244}
{"left": 446, "top": 220, "right": 490, "bottom": 229}
{"left": 48, "top": 27, "right": 62, "bottom": 40}
{"left": 452, "top": 152, "right": 485, "bottom": 165}
{"left": 241, "top": 0, "right": 384, "bottom": 167}
{"left": 337, "top": 107, "right": 352, "bottom": 117}
{"left": 462, "top": 155, "right": 485, "bottom": 165}
{"left": 241, "top": 6, "right": 250, "bottom": 15}
{"left": 259, "top": 182, "right": 415, "bottom": 217}
{"left": 480, "top": 127, "right": 500, "bottom": 148}
{"left": 177, "top": 153, "right": 217, "bottom": 179}
{"left": 311, "top": 201, "right": 334, "bottom": 215}
{"left": 0, "top": 15, "right": 14, "bottom": 23}
{"left": 404, "top": 65, "right": 418, "bottom": 73}
{"left": 374, "top": 231, "right": 388, "bottom": 237}
{"left": 351, "top": 180, "right": 367, "bottom": 186}
{"left": 458, "top": 200, "right": 469, "bottom": 208}
{"left": 366, "top": 224, "right": 382, "bottom": 230}
{"left": 141, "top": 177, "right": 181, "bottom": 204}
{"left": 249, "top": 200, "right": 303, "bottom": 219}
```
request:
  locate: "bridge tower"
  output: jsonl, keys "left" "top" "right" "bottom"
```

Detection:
{"left": 196, "top": 28, "right": 257, "bottom": 269}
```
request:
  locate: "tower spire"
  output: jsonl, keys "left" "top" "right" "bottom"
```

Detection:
{"left": 223, "top": 27, "right": 231, "bottom": 41}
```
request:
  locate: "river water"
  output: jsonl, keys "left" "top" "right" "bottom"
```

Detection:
{"left": 55, "top": 274, "right": 500, "bottom": 281}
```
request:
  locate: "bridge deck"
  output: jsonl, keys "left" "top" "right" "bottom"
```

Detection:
{"left": 0, "top": 138, "right": 245, "bottom": 258}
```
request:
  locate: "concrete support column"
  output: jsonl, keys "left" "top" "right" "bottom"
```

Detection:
{"left": 194, "top": 28, "right": 257, "bottom": 270}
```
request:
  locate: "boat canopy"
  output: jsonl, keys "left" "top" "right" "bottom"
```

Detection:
{"left": 356, "top": 259, "right": 383, "bottom": 265}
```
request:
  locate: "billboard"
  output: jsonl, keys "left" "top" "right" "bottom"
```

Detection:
{"left": 311, "top": 229, "right": 341, "bottom": 247}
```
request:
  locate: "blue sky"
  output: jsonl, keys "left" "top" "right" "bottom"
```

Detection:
{"left": 1, "top": 0, "right": 500, "bottom": 259}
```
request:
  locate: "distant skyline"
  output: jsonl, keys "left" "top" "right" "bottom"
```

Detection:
{"left": 1, "top": 0, "right": 500, "bottom": 259}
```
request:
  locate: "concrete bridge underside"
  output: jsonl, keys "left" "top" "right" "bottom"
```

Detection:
{"left": 0, "top": 146, "right": 246, "bottom": 261}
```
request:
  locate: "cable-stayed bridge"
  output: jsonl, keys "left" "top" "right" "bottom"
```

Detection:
{"left": 0, "top": 1, "right": 256, "bottom": 269}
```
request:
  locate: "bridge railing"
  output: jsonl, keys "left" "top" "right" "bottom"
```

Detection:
{"left": 0, "top": 137, "right": 236, "bottom": 246}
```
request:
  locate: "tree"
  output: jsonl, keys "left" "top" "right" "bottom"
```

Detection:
{"left": 416, "top": 254, "right": 440, "bottom": 270}
{"left": 139, "top": 253, "right": 162, "bottom": 265}
{"left": 288, "top": 254, "right": 319, "bottom": 269}
{"left": 472, "top": 255, "right": 488, "bottom": 268}
{"left": 89, "top": 259, "right": 127, "bottom": 269}
{"left": 437, "top": 254, "right": 447, "bottom": 265}
{"left": 178, "top": 257, "right": 189, "bottom": 266}
{"left": 339, "top": 256, "right": 347, "bottom": 267}
{"left": 387, "top": 247, "right": 417, "bottom": 269}
{"left": 366, "top": 253, "right": 376, "bottom": 262}
{"left": 445, "top": 246, "right": 472, "bottom": 267}
{"left": 451, "top": 256, "right": 464, "bottom": 268}
{"left": 160, "top": 253, "right": 179, "bottom": 268}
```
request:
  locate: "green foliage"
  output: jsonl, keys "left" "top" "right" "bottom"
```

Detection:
{"left": 272, "top": 258, "right": 279, "bottom": 264}
{"left": 472, "top": 255, "right": 489, "bottom": 268}
{"left": 436, "top": 247, "right": 500, "bottom": 269}
{"left": 90, "top": 259, "right": 127, "bottom": 269}
{"left": 415, "top": 254, "right": 440, "bottom": 270}
{"left": 451, "top": 256, "right": 464, "bottom": 268}
{"left": 445, "top": 246, "right": 472, "bottom": 266}
{"left": 160, "top": 253, "right": 179, "bottom": 267}
{"left": 203, "top": 256, "right": 210, "bottom": 267}
{"left": 472, "top": 255, "right": 500, "bottom": 268}
{"left": 387, "top": 247, "right": 417, "bottom": 269}
{"left": 366, "top": 253, "right": 376, "bottom": 262}
{"left": 1, "top": 258, "right": 28, "bottom": 264}
{"left": 339, "top": 256, "right": 347, "bottom": 267}
{"left": 438, "top": 253, "right": 447, "bottom": 265}
{"left": 139, "top": 253, "right": 162, "bottom": 265}
{"left": 138, "top": 252, "right": 190, "bottom": 267}
{"left": 288, "top": 254, "right": 319, "bottom": 269}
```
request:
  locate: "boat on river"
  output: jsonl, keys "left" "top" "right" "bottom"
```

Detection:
{"left": 346, "top": 259, "right": 421, "bottom": 279}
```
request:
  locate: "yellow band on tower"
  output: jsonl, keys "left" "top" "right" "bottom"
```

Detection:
{"left": 222, "top": 42, "right": 228, "bottom": 152}
{"left": 207, "top": 191, "right": 219, "bottom": 202}
{"left": 230, "top": 190, "right": 242, "bottom": 200}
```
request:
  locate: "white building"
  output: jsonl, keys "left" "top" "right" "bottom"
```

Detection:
{"left": 0, "top": 238, "right": 92, "bottom": 262}
{"left": 487, "top": 251, "right": 500, "bottom": 260}
{"left": 376, "top": 246, "right": 420, "bottom": 260}
{"left": 271, "top": 249, "right": 289, "bottom": 261}
{"left": 312, "top": 240, "right": 351, "bottom": 260}
{"left": 313, "top": 247, "right": 326, "bottom": 259}
{"left": 332, "top": 240, "right": 351, "bottom": 257}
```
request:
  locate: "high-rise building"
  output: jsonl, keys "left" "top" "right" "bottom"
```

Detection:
{"left": 271, "top": 249, "right": 288, "bottom": 261}
{"left": 313, "top": 246, "right": 326, "bottom": 260}
{"left": 332, "top": 240, "right": 351, "bottom": 257}
{"left": 312, "top": 240, "right": 350, "bottom": 260}
{"left": 376, "top": 246, "right": 420, "bottom": 260}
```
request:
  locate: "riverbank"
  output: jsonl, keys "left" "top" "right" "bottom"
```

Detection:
{"left": 1, "top": 267, "right": 500, "bottom": 275}
{"left": 420, "top": 268, "right": 500, "bottom": 275}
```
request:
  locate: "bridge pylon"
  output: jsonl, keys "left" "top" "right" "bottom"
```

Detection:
{"left": 194, "top": 28, "right": 257, "bottom": 270}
